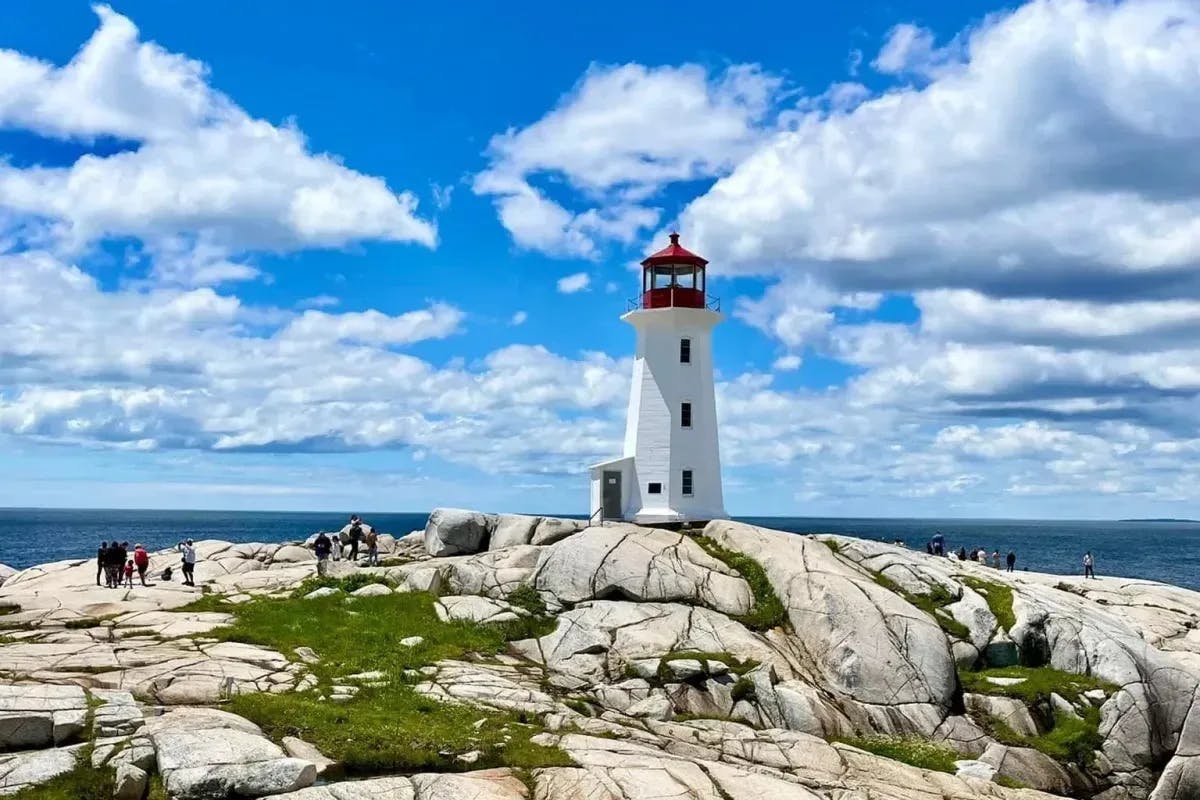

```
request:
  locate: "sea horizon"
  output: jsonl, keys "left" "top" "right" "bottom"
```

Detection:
{"left": 3, "top": 507, "right": 1199, "bottom": 591}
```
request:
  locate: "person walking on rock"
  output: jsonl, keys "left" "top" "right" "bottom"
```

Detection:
{"left": 123, "top": 558, "right": 134, "bottom": 589}
{"left": 365, "top": 526, "right": 379, "bottom": 566}
{"left": 178, "top": 539, "right": 197, "bottom": 587}
{"left": 96, "top": 542, "right": 108, "bottom": 587}
{"left": 314, "top": 532, "right": 332, "bottom": 577}
{"left": 1006, "top": 551, "right": 1016, "bottom": 572}
{"left": 133, "top": 544, "right": 150, "bottom": 586}
{"left": 1084, "top": 551, "right": 1096, "bottom": 579}
{"left": 990, "top": 549, "right": 1001, "bottom": 569}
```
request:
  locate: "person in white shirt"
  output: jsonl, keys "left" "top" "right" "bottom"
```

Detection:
{"left": 1083, "top": 551, "right": 1095, "bottom": 579}
{"left": 177, "top": 539, "right": 197, "bottom": 587}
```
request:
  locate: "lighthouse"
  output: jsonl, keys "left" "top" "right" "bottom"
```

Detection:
{"left": 589, "top": 233, "right": 728, "bottom": 525}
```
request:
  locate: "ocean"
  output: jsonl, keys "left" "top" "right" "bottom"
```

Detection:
{"left": 1, "top": 508, "right": 1198, "bottom": 591}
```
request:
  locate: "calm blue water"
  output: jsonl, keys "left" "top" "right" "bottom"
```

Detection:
{"left": 1, "top": 509, "right": 1198, "bottom": 591}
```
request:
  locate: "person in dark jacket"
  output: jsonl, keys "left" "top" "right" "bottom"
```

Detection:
{"left": 314, "top": 532, "right": 332, "bottom": 576}
{"left": 96, "top": 542, "right": 108, "bottom": 587}
{"left": 1006, "top": 551, "right": 1016, "bottom": 572}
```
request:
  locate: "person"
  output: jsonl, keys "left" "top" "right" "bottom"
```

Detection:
{"left": 1006, "top": 550, "right": 1016, "bottom": 572}
{"left": 123, "top": 559, "right": 134, "bottom": 588}
{"left": 178, "top": 539, "right": 197, "bottom": 587}
{"left": 96, "top": 542, "right": 108, "bottom": 587}
{"left": 348, "top": 518, "right": 363, "bottom": 562}
{"left": 931, "top": 531, "right": 945, "bottom": 556}
{"left": 1084, "top": 551, "right": 1096, "bottom": 579}
{"left": 105, "top": 541, "right": 123, "bottom": 588}
{"left": 926, "top": 541, "right": 934, "bottom": 555}
{"left": 365, "top": 525, "right": 379, "bottom": 566}
{"left": 313, "top": 532, "right": 332, "bottom": 577}
{"left": 133, "top": 544, "right": 150, "bottom": 586}
{"left": 958, "top": 546, "right": 967, "bottom": 561}
{"left": 990, "top": 550, "right": 1001, "bottom": 569}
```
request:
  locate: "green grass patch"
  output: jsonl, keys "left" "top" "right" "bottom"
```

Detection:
{"left": 506, "top": 584, "right": 547, "bottom": 616}
{"left": 731, "top": 676, "right": 755, "bottom": 702}
{"left": 834, "top": 735, "right": 960, "bottom": 774}
{"left": 6, "top": 757, "right": 114, "bottom": 799}
{"left": 820, "top": 538, "right": 843, "bottom": 554}
{"left": 290, "top": 573, "right": 389, "bottom": 598}
{"left": 959, "top": 666, "right": 1115, "bottom": 706}
{"left": 206, "top": 588, "right": 567, "bottom": 773}
{"left": 657, "top": 650, "right": 759, "bottom": 677}
{"left": 872, "top": 572, "right": 971, "bottom": 641}
{"left": 63, "top": 617, "right": 101, "bottom": 630}
{"left": 960, "top": 576, "right": 1016, "bottom": 631}
{"left": 693, "top": 537, "right": 787, "bottom": 631}
{"left": 982, "top": 709, "right": 1104, "bottom": 766}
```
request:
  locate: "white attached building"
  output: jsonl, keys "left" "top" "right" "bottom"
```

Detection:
{"left": 589, "top": 233, "right": 728, "bottom": 525}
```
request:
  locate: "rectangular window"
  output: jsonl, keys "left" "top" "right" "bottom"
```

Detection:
{"left": 681, "top": 402, "right": 692, "bottom": 428}
{"left": 682, "top": 470, "right": 694, "bottom": 496}
{"left": 648, "top": 482, "right": 662, "bottom": 494}
{"left": 680, "top": 338, "right": 691, "bottom": 363}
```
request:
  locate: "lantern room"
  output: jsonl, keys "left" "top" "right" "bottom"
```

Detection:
{"left": 636, "top": 233, "right": 717, "bottom": 311}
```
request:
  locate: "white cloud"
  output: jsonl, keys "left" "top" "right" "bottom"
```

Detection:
{"left": 0, "top": 5, "right": 435, "bottom": 283}
{"left": 475, "top": 62, "right": 780, "bottom": 257}
{"left": 298, "top": 295, "right": 340, "bottom": 309}
{"left": 556, "top": 272, "right": 591, "bottom": 294}
{"left": 679, "top": 0, "right": 1200, "bottom": 291}
{"left": 772, "top": 355, "right": 802, "bottom": 372}
{"left": 510, "top": 311, "right": 528, "bottom": 326}
{"left": 872, "top": 23, "right": 963, "bottom": 78}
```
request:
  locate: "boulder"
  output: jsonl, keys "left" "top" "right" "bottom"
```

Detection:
{"left": 0, "top": 682, "right": 89, "bottom": 749}
{"left": 349, "top": 584, "right": 391, "bottom": 598}
{"left": 425, "top": 508, "right": 492, "bottom": 557}
{"left": 304, "top": 588, "right": 340, "bottom": 600}
{"left": 114, "top": 763, "right": 148, "bottom": 800}
{"left": 0, "top": 747, "right": 77, "bottom": 794}
{"left": 147, "top": 707, "right": 317, "bottom": 799}
{"left": 0, "top": 564, "right": 14, "bottom": 587}
{"left": 980, "top": 743, "right": 1073, "bottom": 795}
{"left": 435, "top": 596, "right": 525, "bottom": 624}
{"left": 532, "top": 526, "right": 753, "bottom": 616}
{"left": 964, "top": 693, "right": 1039, "bottom": 737}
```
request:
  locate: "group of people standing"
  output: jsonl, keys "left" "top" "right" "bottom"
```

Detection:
{"left": 925, "top": 533, "right": 1018, "bottom": 571}
{"left": 95, "top": 541, "right": 149, "bottom": 588}
{"left": 313, "top": 515, "right": 378, "bottom": 575}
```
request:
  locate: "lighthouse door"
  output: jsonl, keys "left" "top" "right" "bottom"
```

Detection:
{"left": 602, "top": 471, "right": 622, "bottom": 520}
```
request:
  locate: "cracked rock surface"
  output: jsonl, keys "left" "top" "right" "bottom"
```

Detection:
{"left": 5, "top": 512, "right": 1200, "bottom": 798}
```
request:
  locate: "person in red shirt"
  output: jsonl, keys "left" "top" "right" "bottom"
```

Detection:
{"left": 123, "top": 559, "right": 134, "bottom": 588}
{"left": 133, "top": 544, "right": 150, "bottom": 586}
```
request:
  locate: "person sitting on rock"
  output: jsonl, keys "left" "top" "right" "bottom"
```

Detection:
{"left": 314, "top": 532, "right": 332, "bottom": 576}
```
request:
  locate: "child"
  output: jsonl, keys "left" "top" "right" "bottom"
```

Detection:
{"left": 124, "top": 559, "right": 135, "bottom": 588}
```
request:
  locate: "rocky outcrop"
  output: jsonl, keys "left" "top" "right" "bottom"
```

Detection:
{"left": 424, "top": 508, "right": 586, "bottom": 557}
{"left": 5, "top": 513, "right": 1200, "bottom": 799}
{"left": 531, "top": 526, "right": 754, "bottom": 615}
{"left": 146, "top": 707, "right": 317, "bottom": 799}
{"left": 706, "top": 521, "right": 957, "bottom": 729}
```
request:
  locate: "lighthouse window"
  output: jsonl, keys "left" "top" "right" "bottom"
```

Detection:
{"left": 680, "top": 338, "right": 691, "bottom": 363}
{"left": 648, "top": 482, "right": 662, "bottom": 494}
{"left": 682, "top": 470, "right": 694, "bottom": 496}
{"left": 681, "top": 402, "right": 692, "bottom": 428}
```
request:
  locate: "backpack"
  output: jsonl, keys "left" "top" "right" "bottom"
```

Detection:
{"left": 162, "top": 566, "right": 173, "bottom": 581}
{"left": 350, "top": 523, "right": 362, "bottom": 542}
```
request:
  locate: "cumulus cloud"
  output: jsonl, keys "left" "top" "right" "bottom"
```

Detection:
{"left": 0, "top": 5, "right": 435, "bottom": 282}
{"left": 556, "top": 272, "right": 591, "bottom": 294}
{"left": 475, "top": 62, "right": 780, "bottom": 257}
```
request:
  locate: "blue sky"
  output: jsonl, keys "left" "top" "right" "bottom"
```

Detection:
{"left": 2, "top": 0, "right": 1200, "bottom": 518}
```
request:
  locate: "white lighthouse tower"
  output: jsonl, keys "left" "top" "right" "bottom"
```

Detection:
{"left": 589, "top": 233, "right": 728, "bottom": 525}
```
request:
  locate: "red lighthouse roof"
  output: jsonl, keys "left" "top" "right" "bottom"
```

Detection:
{"left": 641, "top": 232, "right": 708, "bottom": 268}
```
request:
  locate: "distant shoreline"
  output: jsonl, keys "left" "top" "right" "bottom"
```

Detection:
{"left": 1117, "top": 518, "right": 1200, "bottom": 523}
